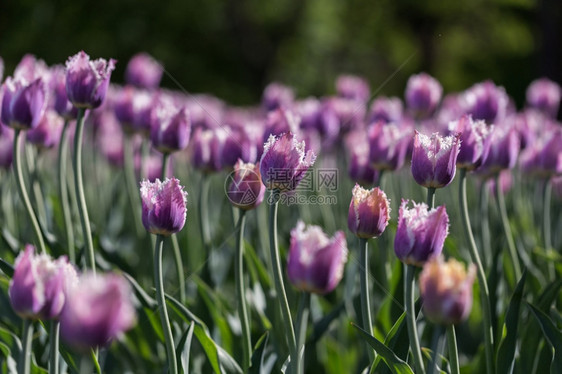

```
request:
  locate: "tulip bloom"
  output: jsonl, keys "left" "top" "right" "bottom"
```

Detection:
{"left": 65, "top": 51, "right": 116, "bottom": 109}
{"left": 140, "top": 177, "right": 188, "bottom": 236}
{"left": 260, "top": 132, "right": 316, "bottom": 191}
{"left": 419, "top": 257, "right": 476, "bottom": 325}
{"left": 448, "top": 115, "right": 492, "bottom": 170}
{"left": 336, "top": 74, "right": 370, "bottom": 103}
{"left": 394, "top": 200, "right": 449, "bottom": 266}
{"left": 125, "top": 52, "right": 163, "bottom": 90}
{"left": 227, "top": 159, "right": 266, "bottom": 210}
{"left": 50, "top": 65, "right": 78, "bottom": 120}
{"left": 26, "top": 110, "right": 63, "bottom": 149}
{"left": 60, "top": 273, "right": 136, "bottom": 351}
{"left": 368, "top": 121, "right": 411, "bottom": 171}
{"left": 9, "top": 245, "right": 78, "bottom": 320}
{"left": 262, "top": 82, "right": 294, "bottom": 111}
{"left": 478, "top": 123, "right": 520, "bottom": 177}
{"left": 368, "top": 96, "right": 403, "bottom": 124}
{"left": 287, "top": 221, "right": 348, "bottom": 294}
{"left": 1, "top": 77, "right": 46, "bottom": 130}
{"left": 405, "top": 73, "right": 443, "bottom": 118}
{"left": 461, "top": 80, "right": 509, "bottom": 124}
{"left": 526, "top": 78, "right": 561, "bottom": 118}
{"left": 348, "top": 184, "right": 391, "bottom": 239}
{"left": 411, "top": 131, "right": 461, "bottom": 188}
{"left": 150, "top": 103, "right": 191, "bottom": 154}
{"left": 519, "top": 125, "right": 562, "bottom": 177}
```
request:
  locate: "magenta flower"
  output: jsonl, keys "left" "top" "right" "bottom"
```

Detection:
{"left": 411, "top": 131, "right": 461, "bottom": 188}
{"left": 287, "top": 221, "right": 348, "bottom": 294}
{"left": 260, "top": 132, "right": 316, "bottom": 191}
{"left": 26, "top": 110, "right": 64, "bottom": 149}
{"left": 336, "top": 74, "right": 370, "bottom": 103}
{"left": 60, "top": 272, "right": 136, "bottom": 351}
{"left": 140, "top": 177, "right": 188, "bottom": 236}
{"left": 65, "top": 51, "right": 116, "bottom": 109}
{"left": 448, "top": 114, "right": 492, "bottom": 170}
{"left": 368, "top": 121, "right": 411, "bottom": 171}
{"left": 150, "top": 101, "right": 191, "bottom": 154}
{"left": 526, "top": 78, "right": 561, "bottom": 118}
{"left": 9, "top": 245, "right": 78, "bottom": 320}
{"left": 461, "top": 80, "right": 510, "bottom": 124}
{"left": 1, "top": 76, "right": 46, "bottom": 130}
{"left": 125, "top": 53, "right": 163, "bottom": 90}
{"left": 419, "top": 256, "right": 476, "bottom": 325}
{"left": 405, "top": 73, "right": 442, "bottom": 118}
{"left": 394, "top": 200, "right": 449, "bottom": 266}
{"left": 262, "top": 82, "right": 294, "bottom": 111}
{"left": 227, "top": 159, "right": 266, "bottom": 210}
{"left": 348, "top": 184, "right": 391, "bottom": 239}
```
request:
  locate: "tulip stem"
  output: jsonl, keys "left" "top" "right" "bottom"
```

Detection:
{"left": 479, "top": 183, "right": 491, "bottom": 268}
{"left": 446, "top": 325, "right": 460, "bottom": 374}
{"left": 235, "top": 210, "right": 251, "bottom": 372}
{"left": 405, "top": 264, "right": 425, "bottom": 374}
{"left": 72, "top": 108, "right": 95, "bottom": 273}
{"left": 494, "top": 173, "right": 522, "bottom": 281}
{"left": 154, "top": 234, "right": 178, "bottom": 374}
{"left": 58, "top": 120, "right": 75, "bottom": 263}
{"left": 123, "top": 135, "right": 144, "bottom": 237}
{"left": 18, "top": 319, "right": 33, "bottom": 374}
{"left": 268, "top": 191, "right": 297, "bottom": 373}
{"left": 426, "top": 187, "right": 436, "bottom": 208}
{"left": 199, "top": 175, "right": 211, "bottom": 250}
{"left": 428, "top": 325, "right": 445, "bottom": 374}
{"left": 12, "top": 130, "right": 46, "bottom": 253}
{"left": 359, "top": 237, "right": 375, "bottom": 363}
{"left": 49, "top": 321, "right": 60, "bottom": 374}
{"left": 458, "top": 168, "right": 493, "bottom": 374}
{"left": 161, "top": 153, "right": 186, "bottom": 304}
{"left": 542, "top": 178, "right": 554, "bottom": 279}
{"left": 295, "top": 292, "right": 310, "bottom": 374}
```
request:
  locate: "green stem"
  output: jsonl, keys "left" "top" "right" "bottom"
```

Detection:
{"left": 79, "top": 354, "right": 93, "bottom": 374}
{"left": 359, "top": 237, "right": 375, "bottom": 363}
{"left": 235, "top": 210, "right": 251, "bottom": 372}
{"left": 27, "top": 146, "right": 48, "bottom": 229}
{"left": 295, "top": 292, "right": 310, "bottom": 374}
{"left": 18, "top": 320, "right": 33, "bottom": 374}
{"left": 123, "top": 135, "right": 144, "bottom": 237}
{"left": 405, "top": 264, "right": 425, "bottom": 374}
{"left": 459, "top": 169, "right": 493, "bottom": 374}
{"left": 543, "top": 178, "right": 554, "bottom": 280}
{"left": 58, "top": 120, "right": 75, "bottom": 263}
{"left": 161, "top": 153, "right": 186, "bottom": 303}
{"left": 12, "top": 129, "right": 46, "bottom": 253}
{"left": 446, "top": 325, "right": 460, "bottom": 374}
{"left": 268, "top": 191, "right": 297, "bottom": 373}
{"left": 428, "top": 325, "right": 445, "bottom": 374}
{"left": 73, "top": 108, "right": 95, "bottom": 273}
{"left": 479, "top": 183, "right": 491, "bottom": 269}
{"left": 495, "top": 173, "right": 522, "bottom": 281}
{"left": 154, "top": 234, "right": 178, "bottom": 374}
{"left": 199, "top": 175, "right": 211, "bottom": 250}
{"left": 49, "top": 321, "right": 60, "bottom": 374}
{"left": 426, "top": 187, "right": 436, "bottom": 208}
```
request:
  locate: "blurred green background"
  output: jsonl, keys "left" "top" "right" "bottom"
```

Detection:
{"left": 1, "top": 0, "right": 560, "bottom": 109}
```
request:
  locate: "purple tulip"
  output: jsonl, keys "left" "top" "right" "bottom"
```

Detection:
{"left": 140, "top": 177, "right": 188, "bottom": 236}
{"left": 478, "top": 123, "right": 520, "bottom": 177}
{"left": 419, "top": 256, "right": 476, "bottom": 325}
{"left": 125, "top": 53, "right": 163, "bottom": 90}
{"left": 259, "top": 132, "right": 316, "bottom": 191}
{"left": 368, "top": 96, "right": 403, "bottom": 123}
{"left": 336, "top": 74, "right": 370, "bottom": 103}
{"left": 150, "top": 102, "right": 191, "bottom": 154}
{"left": 405, "top": 73, "right": 442, "bottom": 118}
{"left": 287, "top": 221, "right": 348, "bottom": 294}
{"left": 411, "top": 131, "right": 461, "bottom": 188}
{"left": 221, "top": 126, "right": 259, "bottom": 168}
{"left": 262, "top": 108, "right": 300, "bottom": 144}
{"left": 368, "top": 121, "right": 411, "bottom": 171}
{"left": 0, "top": 123, "right": 14, "bottom": 168}
{"left": 26, "top": 110, "right": 64, "bottom": 149}
{"left": 114, "top": 86, "right": 155, "bottom": 135}
{"left": 461, "top": 81, "right": 509, "bottom": 124}
{"left": 519, "top": 125, "right": 562, "bottom": 177}
{"left": 394, "top": 199, "right": 449, "bottom": 266}
{"left": 9, "top": 245, "right": 78, "bottom": 320}
{"left": 14, "top": 54, "right": 49, "bottom": 82}
{"left": 448, "top": 114, "right": 492, "bottom": 170}
{"left": 50, "top": 65, "right": 78, "bottom": 120}
{"left": 526, "top": 78, "right": 561, "bottom": 118}
{"left": 346, "top": 131, "right": 379, "bottom": 185}
{"left": 60, "top": 272, "right": 136, "bottom": 351}
{"left": 262, "top": 82, "right": 294, "bottom": 111}
{"left": 190, "top": 127, "right": 226, "bottom": 173}
{"left": 95, "top": 110, "right": 125, "bottom": 167}
{"left": 65, "top": 51, "right": 116, "bottom": 109}
{"left": 227, "top": 159, "right": 266, "bottom": 210}
{"left": 348, "top": 184, "right": 391, "bottom": 239}
{"left": 1, "top": 76, "right": 46, "bottom": 130}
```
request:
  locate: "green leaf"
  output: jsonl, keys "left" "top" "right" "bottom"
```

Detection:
{"left": 0, "top": 258, "right": 14, "bottom": 278}
{"left": 249, "top": 332, "right": 269, "bottom": 374}
{"left": 526, "top": 302, "right": 562, "bottom": 374}
{"left": 122, "top": 272, "right": 157, "bottom": 309}
{"left": 193, "top": 324, "right": 222, "bottom": 374}
{"left": 164, "top": 292, "right": 209, "bottom": 333}
{"left": 372, "top": 311, "right": 407, "bottom": 373}
{"left": 496, "top": 270, "right": 526, "bottom": 374}
{"left": 178, "top": 322, "right": 195, "bottom": 374}
{"left": 351, "top": 323, "right": 414, "bottom": 374}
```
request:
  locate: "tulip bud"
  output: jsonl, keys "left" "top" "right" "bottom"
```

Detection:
{"left": 448, "top": 115, "right": 492, "bottom": 171}
{"left": 348, "top": 184, "right": 391, "bottom": 239}
{"left": 336, "top": 74, "right": 370, "bottom": 103}
{"left": 405, "top": 73, "right": 442, "bottom": 118}
{"left": 1, "top": 76, "right": 46, "bottom": 130}
{"left": 287, "top": 221, "right": 348, "bottom": 294}
{"left": 125, "top": 53, "right": 163, "bottom": 90}
{"left": 368, "top": 121, "right": 411, "bottom": 171}
{"left": 262, "top": 82, "right": 294, "bottom": 112}
{"left": 411, "top": 131, "right": 460, "bottom": 188}
{"left": 526, "top": 78, "right": 561, "bottom": 118}
{"left": 26, "top": 110, "right": 64, "bottom": 149}
{"left": 419, "top": 256, "right": 476, "bottom": 325}
{"left": 227, "top": 159, "right": 265, "bottom": 210}
{"left": 150, "top": 102, "right": 191, "bottom": 154}
{"left": 140, "top": 177, "right": 188, "bottom": 236}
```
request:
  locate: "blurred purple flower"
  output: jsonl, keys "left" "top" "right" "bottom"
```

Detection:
{"left": 461, "top": 80, "right": 509, "bottom": 124}
{"left": 348, "top": 184, "right": 391, "bottom": 239}
{"left": 448, "top": 114, "right": 492, "bottom": 170}
{"left": 190, "top": 127, "right": 226, "bottom": 173}
{"left": 368, "top": 121, "right": 411, "bottom": 171}
{"left": 140, "top": 177, "right": 188, "bottom": 236}
{"left": 262, "top": 82, "right": 294, "bottom": 112}
{"left": 150, "top": 100, "right": 191, "bottom": 154}
{"left": 478, "top": 122, "right": 520, "bottom": 177}
{"left": 60, "top": 272, "right": 136, "bottom": 351}
{"left": 26, "top": 109, "right": 63, "bottom": 149}
{"left": 336, "top": 74, "right": 370, "bottom": 103}
{"left": 227, "top": 159, "right": 265, "bottom": 210}
{"left": 394, "top": 199, "right": 449, "bottom": 266}
{"left": 419, "top": 256, "right": 476, "bottom": 325}
{"left": 526, "top": 78, "right": 561, "bottom": 118}
{"left": 262, "top": 108, "right": 300, "bottom": 144}
{"left": 519, "top": 125, "right": 562, "bottom": 177}
{"left": 50, "top": 65, "right": 78, "bottom": 120}
{"left": 405, "top": 73, "right": 442, "bottom": 118}
{"left": 368, "top": 96, "right": 403, "bottom": 123}
{"left": 14, "top": 54, "right": 49, "bottom": 82}
{"left": 345, "top": 131, "right": 379, "bottom": 185}
{"left": 411, "top": 131, "right": 460, "bottom": 188}
{"left": 125, "top": 53, "right": 163, "bottom": 90}
{"left": 65, "top": 51, "right": 116, "bottom": 109}
{"left": 287, "top": 221, "right": 348, "bottom": 294}
{"left": 1, "top": 76, "right": 46, "bottom": 130}
{"left": 0, "top": 123, "right": 14, "bottom": 169}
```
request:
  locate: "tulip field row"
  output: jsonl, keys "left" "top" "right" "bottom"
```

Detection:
{"left": 0, "top": 51, "right": 560, "bottom": 374}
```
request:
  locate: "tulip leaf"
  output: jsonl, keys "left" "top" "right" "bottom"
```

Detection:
{"left": 351, "top": 323, "right": 414, "bottom": 374}
{"left": 193, "top": 324, "right": 222, "bottom": 374}
{"left": 122, "top": 272, "right": 157, "bottom": 309}
{"left": 496, "top": 270, "right": 526, "bottom": 374}
{"left": 178, "top": 322, "right": 195, "bottom": 374}
{"left": 249, "top": 332, "right": 269, "bottom": 374}
{"left": 526, "top": 302, "right": 562, "bottom": 374}
{"left": 164, "top": 292, "right": 209, "bottom": 333}
{"left": 372, "top": 311, "right": 407, "bottom": 373}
